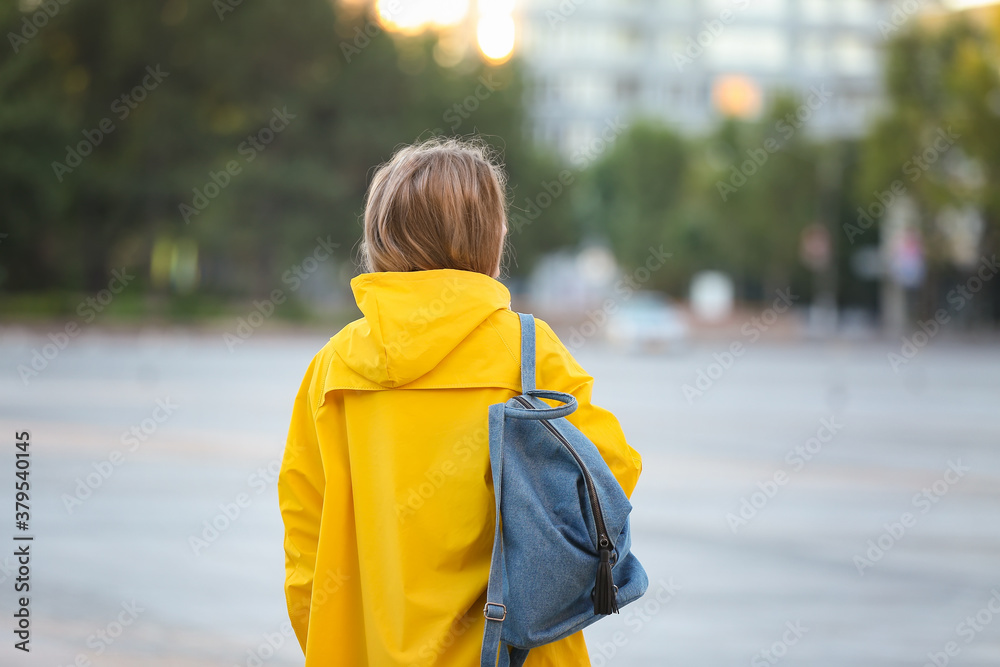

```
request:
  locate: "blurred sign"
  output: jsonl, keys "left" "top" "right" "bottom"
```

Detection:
{"left": 151, "top": 236, "right": 200, "bottom": 293}
{"left": 936, "top": 205, "right": 984, "bottom": 270}
{"left": 800, "top": 223, "right": 832, "bottom": 272}
{"left": 690, "top": 271, "right": 734, "bottom": 322}
{"left": 575, "top": 244, "right": 617, "bottom": 287}
{"left": 890, "top": 228, "right": 925, "bottom": 288}
{"left": 880, "top": 195, "right": 925, "bottom": 289}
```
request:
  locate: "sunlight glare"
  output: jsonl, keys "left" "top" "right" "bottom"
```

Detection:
{"left": 476, "top": 13, "right": 515, "bottom": 61}
{"left": 376, "top": 0, "right": 470, "bottom": 33}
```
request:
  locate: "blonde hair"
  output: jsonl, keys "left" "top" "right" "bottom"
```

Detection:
{"left": 360, "top": 137, "right": 508, "bottom": 278}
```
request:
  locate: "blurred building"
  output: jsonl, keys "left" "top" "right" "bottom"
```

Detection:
{"left": 516, "top": 0, "right": 897, "bottom": 158}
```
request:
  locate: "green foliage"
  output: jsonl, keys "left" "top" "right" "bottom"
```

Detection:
{"left": 0, "top": 0, "right": 558, "bottom": 295}
{"left": 707, "top": 97, "right": 822, "bottom": 295}
{"left": 582, "top": 102, "right": 823, "bottom": 299}
{"left": 4, "top": 1, "right": 999, "bottom": 322}
{"left": 859, "top": 12, "right": 1000, "bottom": 261}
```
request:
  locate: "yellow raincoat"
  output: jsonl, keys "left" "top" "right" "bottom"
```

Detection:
{"left": 278, "top": 268, "right": 642, "bottom": 666}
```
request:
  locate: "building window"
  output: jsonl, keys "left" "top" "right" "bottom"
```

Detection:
{"left": 834, "top": 34, "right": 875, "bottom": 74}
{"left": 617, "top": 76, "right": 640, "bottom": 103}
{"left": 565, "top": 122, "right": 596, "bottom": 157}
{"left": 801, "top": 0, "right": 828, "bottom": 23}
{"left": 534, "top": 76, "right": 563, "bottom": 104}
{"left": 664, "top": 82, "right": 687, "bottom": 108}
{"left": 708, "top": 27, "right": 789, "bottom": 71}
{"left": 721, "top": 0, "right": 788, "bottom": 19}
{"left": 566, "top": 73, "right": 611, "bottom": 106}
{"left": 659, "top": 31, "right": 691, "bottom": 64}
{"left": 841, "top": 0, "right": 873, "bottom": 24}
{"left": 800, "top": 34, "right": 825, "bottom": 72}
{"left": 608, "top": 26, "right": 643, "bottom": 54}
{"left": 665, "top": 0, "right": 694, "bottom": 19}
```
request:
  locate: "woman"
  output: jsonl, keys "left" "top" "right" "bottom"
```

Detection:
{"left": 278, "top": 138, "right": 642, "bottom": 666}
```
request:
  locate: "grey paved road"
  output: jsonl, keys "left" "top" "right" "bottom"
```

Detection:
{"left": 0, "top": 326, "right": 998, "bottom": 666}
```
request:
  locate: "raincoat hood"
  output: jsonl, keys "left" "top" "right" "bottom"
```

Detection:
{"left": 332, "top": 269, "right": 511, "bottom": 389}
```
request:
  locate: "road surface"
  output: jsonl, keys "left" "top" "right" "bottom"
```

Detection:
{"left": 0, "top": 325, "right": 998, "bottom": 666}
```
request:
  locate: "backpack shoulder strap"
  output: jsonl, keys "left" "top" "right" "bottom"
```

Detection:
{"left": 517, "top": 312, "right": 535, "bottom": 394}
{"left": 479, "top": 313, "right": 537, "bottom": 667}
{"left": 482, "top": 402, "right": 510, "bottom": 667}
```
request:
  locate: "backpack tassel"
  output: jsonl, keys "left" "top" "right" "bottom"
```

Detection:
{"left": 593, "top": 548, "right": 619, "bottom": 615}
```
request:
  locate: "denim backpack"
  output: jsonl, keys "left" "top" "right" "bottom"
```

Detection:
{"left": 480, "top": 313, "right": 648, "bottom": 667}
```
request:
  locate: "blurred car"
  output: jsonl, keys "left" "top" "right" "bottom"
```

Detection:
{"left": 606, "top": 291, "right": 690, "bottom": 352}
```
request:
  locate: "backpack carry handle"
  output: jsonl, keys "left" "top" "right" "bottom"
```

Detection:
{"left": 505, "top": 389, "right": 577, "bottom": 420}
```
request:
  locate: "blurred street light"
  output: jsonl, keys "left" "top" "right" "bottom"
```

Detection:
{"left": 476, "top": 13, "right": 515, "bottom": 62}
{"left": 376, "top": 0, "right": 469, "bottom": 33}
{"left": 712, "top": 75, "right": 763, "bottom": 119}
{"left": 373, "top": 0, "right": 515, "bottom": 63}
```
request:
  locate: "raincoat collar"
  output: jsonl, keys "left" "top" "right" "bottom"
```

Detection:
{"left": 329, "top": 269, "right": 512, "bottom": 389}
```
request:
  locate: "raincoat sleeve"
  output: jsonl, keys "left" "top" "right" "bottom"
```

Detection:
{"left": 278, "top": 353, "right": 326, "bottom": 652}
{"left": 535, "top": 320, "right": 643, "bottom": 498}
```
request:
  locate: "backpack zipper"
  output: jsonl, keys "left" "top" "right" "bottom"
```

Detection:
{"left": 511, "top": 395, "right": 619, "bottom": 613}
{"left": 512, "top": 395, "right": 611, "bottom": 548}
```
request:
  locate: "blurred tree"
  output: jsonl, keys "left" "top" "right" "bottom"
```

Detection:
{"left": 706, "top": 97, "right": 823, "bottom": 301}
{"left": 582, "top": 101, "right": 822, "bottom": 302}
{"left": 0, "top": 0, "right": 558, "bottom": 299}
{"left": 580, "top": 120, "right": 698, "bottom": 294}
{"left": 858, "top": 10, "right": 1000, "bottom": 322}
